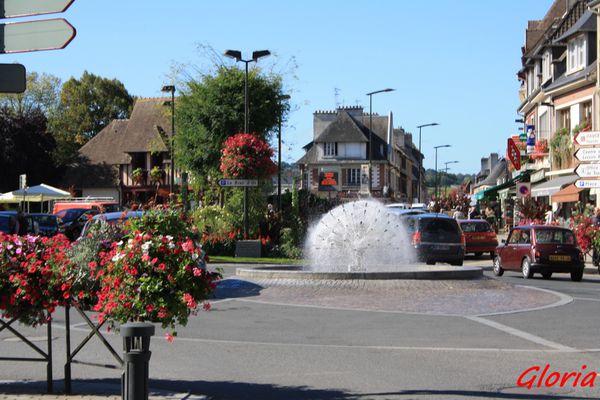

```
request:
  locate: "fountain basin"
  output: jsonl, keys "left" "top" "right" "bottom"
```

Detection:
{"left": 236, "top": 265, "right": 483, "bottom": 280}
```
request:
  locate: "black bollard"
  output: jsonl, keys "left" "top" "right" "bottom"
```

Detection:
{"left": 121, "top": 322, "right": 155, "bottom": 400}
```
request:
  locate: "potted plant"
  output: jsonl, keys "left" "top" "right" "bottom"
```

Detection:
{"left": 132, "top": 168, "right": 144, "bottom": 185}
{"left": 149, "top": 166, "right": 163, "bottom": 185}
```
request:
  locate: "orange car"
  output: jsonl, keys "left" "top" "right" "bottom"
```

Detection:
{"left": 458, "top": 219, "right": 498, "bottom": 258}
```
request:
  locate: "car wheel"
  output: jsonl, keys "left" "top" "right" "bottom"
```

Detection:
{"left": 571, "top": 269, "right": 583, "bottom": 282}
{"left": 474, "top": 252, "right": 483, "bottom": 257}
{"left": 493, "top": 256, "right": 504, "bottom": 276}
{"left": 521, "top": 258, "right": 533, "bottom": 279}
{"left": 541, "top": 272, "right": 552, "bottom": 280}
{"left": 425, "top": 260, "right": 435, "bottom": 265}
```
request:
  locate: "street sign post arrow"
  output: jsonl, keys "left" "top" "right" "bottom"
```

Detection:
{"left": 575, "top": 179, "right": 600, "bottom": 189}
{"left": 0, "top": 18, "right": 76, "bottom": 53}
{"left": 575, "top": 163, "right": 600, "bottom": 178}
{"left": 574, "top": 131, "right": 600, "bottom": 146}
{"left": 575, "top": 147, "right": 600, "bottom": 162}
{"left": 0, "top": 0, "right": 75, "bottom": 18}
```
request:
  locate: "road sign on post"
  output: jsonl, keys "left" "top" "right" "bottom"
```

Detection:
{"left": 0, "top": 63, "right": 25, "bottom": 93}
{"left": 0, "top": 18, "right": 76, "bottom": 53}
{"left": 218, "top": 179, "right": 258, "bottom": 187}
{"left": 575, "top": 163, "right": 600, "bottom": 178}
{"left": 574, "top": 131, "right": 600, "bottom": 146}
{"left": 575, "top": 179, "right": 600, "bottom": 189}
{"left": 0, "top": 0, "right": 75, "bottom": 18}
{"left": 575, "top": 147, "right": 600, "bottom": 162}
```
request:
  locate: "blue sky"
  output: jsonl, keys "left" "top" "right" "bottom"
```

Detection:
{"left": 8, "top": 0, "right": 555, "bottom": 174}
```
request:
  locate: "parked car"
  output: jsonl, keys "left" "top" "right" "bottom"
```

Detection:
{"left": 78, "top": 211, "right": 144, "bottom": 239}
{"left": 386, "top": 208, "right": 428, "bottom": 218}
{"left": 54, "top": 208, "right": 99, "bottom": 240}
{"left": 493, "top": 225, "right": 585, "bottom": 281}
{"left": 458, "top": 219, "right": 498, "bottom": 258}
{"left": 0, "top": 214, "right": 12, "bottom": 234}
{"left": 52, "top": 198, "right": 120, "bottom": 214}
{"left": 0, "top": 211, "right": 38, "bottom": 235}
{"left": 402, "top": 213, "right": 465, "bottom": 266}
{"left": 28, "top": 213, "right": 61, "bottom": 237}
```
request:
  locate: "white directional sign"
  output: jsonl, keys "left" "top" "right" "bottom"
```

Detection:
{"left": 574, "top": 131, "right": 600, "bottom": 146}
{"left": 575, "top": 163, "right": 600, "bottom": 178}
{"left": 0, "top": 18, "right": 76, "bottom": 54}
{"left": 218, "top": 179, "right": 258, "bottom": 187}
{"left": 575, "top": 179, "right": 600, "bottom": 189}
{"left": 575, "top": 147, "right": 600, "bottom": 162}
{"left": 0, "top": 0, "right": 75, "bottom": 18}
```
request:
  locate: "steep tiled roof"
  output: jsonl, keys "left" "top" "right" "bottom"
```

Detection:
{"left": 523, "top": 0, "right": 569, "bottom": 58}
{"left": 315, "top": 110, "right": 368, "bottom": 143}
{"left": 79, "top": 119, "right": 131, "bottom": 164}
{"left": 122, "top": 98, "right": 169, "bottom": 152}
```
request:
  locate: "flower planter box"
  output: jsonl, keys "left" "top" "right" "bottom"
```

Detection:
{"left": 235, "top": 240, "right": 261, "bottom": 258}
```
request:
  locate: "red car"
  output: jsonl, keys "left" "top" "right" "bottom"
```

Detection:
{"left": 493, "top": 225, "right": 585, "bottom": 281}
{"left": 459, "top": 219, "right": 498, "bottom": 258}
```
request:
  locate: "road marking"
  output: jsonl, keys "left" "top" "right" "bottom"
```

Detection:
{"left": 465, "top": 316, "right": 575, "bottom": 352}
{"left": 472, "top": 285, "right": 572, "bottom": 316}
{"left": 573, "top": 297, "right": 600, "bottom": 302}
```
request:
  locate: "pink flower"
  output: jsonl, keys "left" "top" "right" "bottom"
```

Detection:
{"left": 165, "top": 333, "right": 174, "bottom": 343}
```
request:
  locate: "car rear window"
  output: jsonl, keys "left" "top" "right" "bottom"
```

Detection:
{"left": 460, "top": 221, "right": 492, "bottom": 233}
{"left": 535, "top": 229, "right": 576, "bottom": 245}
{"left": 32, "top": 216, "right": 58, "bottom": 227}
{"left": 419, "top": 218, "right": 461, "bottom": 241}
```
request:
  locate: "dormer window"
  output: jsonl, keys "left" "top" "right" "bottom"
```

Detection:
{"left": 324, "top": 142, "right": 337, "bottom": 157}
{"left": 542, "top": 50, "right": 551, "bottom": 83}
{"left": 567, "top": 35, "right": 586, "bottom": 74}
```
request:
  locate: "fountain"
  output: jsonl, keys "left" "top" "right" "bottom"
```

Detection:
{"left": 236, "top": 200, "right": 482, "bottom": 280}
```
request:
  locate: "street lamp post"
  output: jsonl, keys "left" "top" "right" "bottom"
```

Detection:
{"left": 443, "top": 160, "right": 459, "bottom": 197}
{"left": 366, "top": 88, "right": 395, "bottom": 194}
{"left": 416, "top": 123, "right": 439, "bottom": 203}
{"left": 277, "top": 95, "right": 290, "bottom": 211}
{"left": 161, "top": 85, "right": 176, "bottom": 196}
{"left": 434, "top": 144, "right": 451, "bottom": 199}
{"left": 224, "top": 49, "right": 270, "bottom": 236}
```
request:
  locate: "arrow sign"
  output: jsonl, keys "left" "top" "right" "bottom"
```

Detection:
{"left": 575, "top": 179, "right": 600, "bottom": 189}
{"left": 575, "top": 163, "right": 600, "bottom": 178}
{"left": 218, "top": 179, "right": 258, "bottom": 187}
{"left": 0, "top": 0, "right": 75, "bottom": 18}
{"left": 0, "top": 18, "right": 76, "bottom": 54}
{"left": 574, "top": 131, "right": 600, "bottom": 146}
{"left": 575, "top": 147, "right": 600, "bottom": 162}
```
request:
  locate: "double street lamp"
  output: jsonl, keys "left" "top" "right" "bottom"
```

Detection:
{"left": 224, "top": 49, "right": 270, "bottom": 236}
{"left": 434, "top": 144, "right": 451, "bottom": 199}
{"left": 416, "top": 123, "right": 439, "bottom": 203}
{"left": 277, "top": 94, "right": 291, "bottom": 211}
{"left": 161, "top": 85, "right": 176, "bottom": 196}
{"left": 443, "top": 160, "right": 459, "bottom": 196}
{"left": 366, "top": 88, "right": 395, "bottom": 194}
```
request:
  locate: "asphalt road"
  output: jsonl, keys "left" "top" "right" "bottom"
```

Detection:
{"left": 1, "top": 257, "right": 599, "bottom": 400}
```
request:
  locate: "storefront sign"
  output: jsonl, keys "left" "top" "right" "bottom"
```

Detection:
{"left": 526, "top": 125, "right": 535, "bottom": 154}
{"left": 530, "top": 170, "right": 545, "bottom": 183}
{"left": 318, "top": 171, "right": 338, "bottom": 191}
{"left": 507, "top": 138, "right": 521, "bottom": 171}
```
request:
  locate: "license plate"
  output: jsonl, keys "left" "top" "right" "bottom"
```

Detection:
{"left": 433, "top": 245, "right": 450, "bottom": 251}
{"left": 473, "top": 235, "right": 486, "bottom": 240}
{"left": 549, "top": 255, "right": 571, "bottom": 262}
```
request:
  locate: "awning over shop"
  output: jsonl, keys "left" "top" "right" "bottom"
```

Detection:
{"left": 551, "top": 184, "right": 584, "bottom": 203}
{"left": 531, "top": 174, "right": 577, "bottom": 197}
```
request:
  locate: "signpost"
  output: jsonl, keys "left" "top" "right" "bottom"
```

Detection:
{"left": 574, "top": 131, "right": 600, "bottom": 146}
{"left": 0, "top": 63, "right": 24, "bottom": 92}
{"left": 0, "top": 0, "right": 75, "bottom": 18}
{"left": 575, "top": 179, "right": 600, "bottom": 189}
{"left": 0, "top": 19, "right": 76, "bottom": 53}
{"left": 575, "top": 147, "right": 600, "bottom": 162}
{"left": 507, "top": 138, "right": 520, "bottom": 171}
{"left": 218, "top": 179, "right": 258, "bottom": 187}
{"left": 575, "top": 163, "right": 600, "bottom": 178}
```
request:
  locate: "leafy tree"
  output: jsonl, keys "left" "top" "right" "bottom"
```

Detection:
{"left": 175, "top": 65, "right": 288, "bottom": 187}
{"left": 0, "top": 71, "right": 61, "bottom": 117}
{"left": 50, "top": 71, "right": 134, "bottom": 166}
{"left": 0, "top": 107, "right": 57, "bottom": 192}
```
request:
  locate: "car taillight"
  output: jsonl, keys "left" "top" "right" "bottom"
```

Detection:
{"left": 460, "top": 232, "right": 466, "bottom": 247}
{"left": 412, "top": 231, "right": 421, "bottom": 245}
{"left": 533, "top": 246, "right": 540, "bottom": 261}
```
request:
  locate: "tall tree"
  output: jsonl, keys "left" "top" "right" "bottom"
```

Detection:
{"left": 175, "top": 66, "right": 288, "bottom": 187}
{"left": 50, "top": 71, "right": 134, "bottom": 166}
{"left": 0, "top": 107, "right": 57, "bottom": 192}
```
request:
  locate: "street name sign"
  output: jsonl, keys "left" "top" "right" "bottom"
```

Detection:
{"left": 575, "top": 147, "right": 600, "bottom": 162}
{"left": 0, "top": 63, "right": 25, "bottom": 93}
{"left": 575, "top": 163, "right": 600, "bottom": 178}
{"left": 574, "top": 131, "right": 600, "bottom": 146}
{"left": 575, "top": 179, "right": 600, "bottom": 189}
{"left": 0, "top": 18, "right": 76, "bottom": 53}
{"left": 0, "top": 0, "right": 75, "bottom": 18}
{"left": 218, "top": 179, "right": 258, "bottom": 187}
